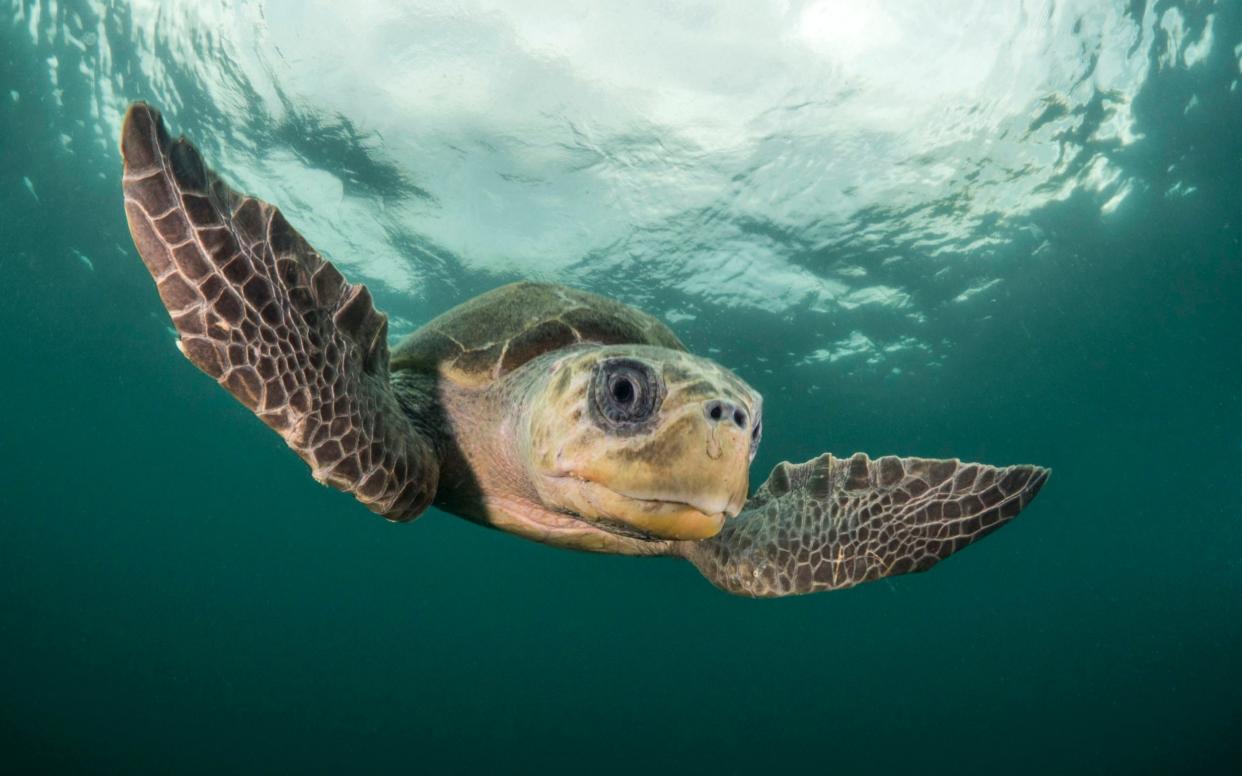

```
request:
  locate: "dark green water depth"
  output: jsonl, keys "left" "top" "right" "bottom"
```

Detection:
{"left": 2, "top": 2, "right": 1240, "bottom": 773}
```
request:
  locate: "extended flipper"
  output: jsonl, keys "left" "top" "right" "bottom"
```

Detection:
{"left": 121, "top": 102, "right": 439, "bottom": 521}
{"left": 684, "top": 453, "right": 1048, "bottom": 597}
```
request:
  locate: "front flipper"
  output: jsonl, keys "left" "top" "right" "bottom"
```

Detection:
{"left": 684, "top": 453, "right": 1048, "bottom": 597}
{"left": 121, "top": 102, "right": 438, "bottom": 521}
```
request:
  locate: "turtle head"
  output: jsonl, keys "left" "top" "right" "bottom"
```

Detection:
{"left": 523, "top": 345, "right": 762, "bottom": 541}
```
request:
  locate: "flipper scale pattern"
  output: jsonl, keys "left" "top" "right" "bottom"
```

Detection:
{"left": 687, "top": 452, "right": 1048, "bottom": 597}
{"left": 121, "top": 102, "right": 438, "bottom": 521}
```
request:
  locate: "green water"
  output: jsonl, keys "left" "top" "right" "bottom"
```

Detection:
{"left": 3, "top": 1, "right": 1240, "bottom": 772}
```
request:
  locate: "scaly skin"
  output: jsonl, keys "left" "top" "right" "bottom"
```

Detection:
{"left": 121, "top": 102, "right": 440, "bottom": 521}
{"left": 682, "top": 453, "right": 1049, "bottom": 597}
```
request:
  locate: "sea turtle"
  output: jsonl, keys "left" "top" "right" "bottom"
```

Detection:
{"left": 119, "top": 102, "right": 1048, "bottom": 597}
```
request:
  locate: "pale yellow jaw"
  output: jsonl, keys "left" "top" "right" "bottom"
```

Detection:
{"left": 546, "top": 476, "right": 728, "bottom": 540}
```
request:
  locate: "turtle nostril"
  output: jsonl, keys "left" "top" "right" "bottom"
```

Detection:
{"left": 705, "top": 400, "right": 748, "bottom": 429}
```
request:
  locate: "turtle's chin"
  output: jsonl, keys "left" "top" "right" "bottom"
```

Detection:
{"left": 541, "top": 474, "right": 728, "bottom": 541}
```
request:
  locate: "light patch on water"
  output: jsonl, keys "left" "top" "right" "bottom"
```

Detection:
{"left": 1165, "top": 182, "right": 1198, "bottom": 199}
{"left": 794, "top": 2, "right": 901, "bottom": 64}
{"left": 954, "top": 279, "right": 1002, "bottom": 304}
{"left": 1101, "top": 182, "right": 1132, "bottom": 216}
{"left": 1082, "top": 155, "right": 1126, "bottom": 202}
{"left": 1158, "top": 8, "right": 1217, "bottom": 71}
{"left": 800, "top": 332, "right": 929, "bottom": 368}
{"left": 72, "top": 249, "right": 95, "bottom": 272}
{"left": 1159, "top": 9, "right": 1188, "bottom": 71}
{"left": 675, "top": 256, "right": 849, "bottom": 314}
{"left": 838, "top": 286, "right": 910, "bottom": 311}
{"left": 1182, "top": 13, "right": 1215, "bottom": 68}
{"left": 803, "top": 331, "right": 876, "bottom": 365}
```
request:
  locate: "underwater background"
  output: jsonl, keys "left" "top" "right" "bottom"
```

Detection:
{"left": 2, "top": 0, "right": 1239, "bottom": 772}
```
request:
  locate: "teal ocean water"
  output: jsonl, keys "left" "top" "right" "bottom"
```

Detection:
{"left": 3, "top": 1, "right": 1240, "bottom": 772}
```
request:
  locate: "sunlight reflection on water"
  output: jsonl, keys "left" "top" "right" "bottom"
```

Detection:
{"left": 11, "top": 0, "right": 1221, "bottom": 372}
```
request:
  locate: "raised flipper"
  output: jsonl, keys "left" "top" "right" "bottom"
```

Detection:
{"left": 683, "top": 453, "right": 1048, "bottom": 597}
{"left": 121, "top": 102, "right": 439, "bottom": 521}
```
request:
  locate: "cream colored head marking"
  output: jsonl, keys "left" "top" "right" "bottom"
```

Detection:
{"left": 522, "top": 345, "right": 762, "bottom": 541}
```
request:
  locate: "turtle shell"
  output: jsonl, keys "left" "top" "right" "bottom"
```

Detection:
{"left": 390, "top": 281, "right": 686, "bottom": 387}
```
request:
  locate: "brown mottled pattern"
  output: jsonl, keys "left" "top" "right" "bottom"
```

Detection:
{"left": 120, "top": 102, "right": 438, "bottom": 521}
{"left": 391, "top": 281, "right": 686, "bottom": 387}
{"left": 685, "top": 453, "right": 1049, "bottom": 597}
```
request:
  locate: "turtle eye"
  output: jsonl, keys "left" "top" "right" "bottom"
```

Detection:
{"left": 611, "top": 374, "right": 635, "bottom": 405}
{"left": 592, "top": 358, "right": 663, "bottom": 429}
{"left": 749, "top": 414, "right": 763, "bottom": 461}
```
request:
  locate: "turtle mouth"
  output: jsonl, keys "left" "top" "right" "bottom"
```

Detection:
{"left": 543, "top": 473, "right": 729, "bottom": 541}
